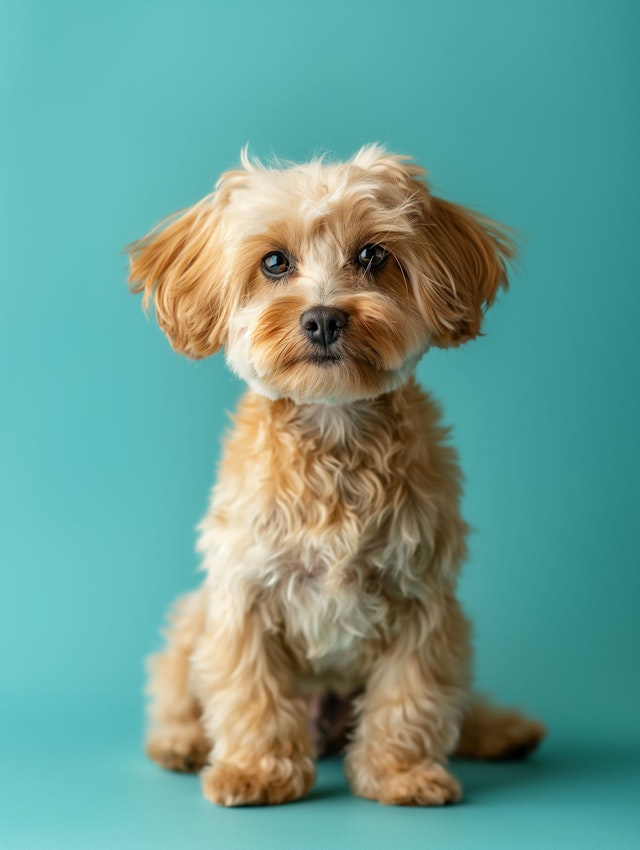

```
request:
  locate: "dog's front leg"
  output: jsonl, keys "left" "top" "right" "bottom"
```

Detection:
{"left": 192, "top": 593, "right": 315, "bottom": 807}
{"left": 345, "top": 595, "right": 471, "bottom": 806}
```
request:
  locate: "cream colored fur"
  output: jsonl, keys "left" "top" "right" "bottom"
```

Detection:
{"left": 130, "top": 146, "right": 545, "bottom": 807}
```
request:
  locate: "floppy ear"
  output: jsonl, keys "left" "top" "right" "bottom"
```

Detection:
{"left": 411, "top": 188, "right": 516, "bottom": 346}
{"left": 128, "top": 177, "right": 239, "bottom": 359}
{"left": 352, "top": 146, "right": 515, "bottom": 346}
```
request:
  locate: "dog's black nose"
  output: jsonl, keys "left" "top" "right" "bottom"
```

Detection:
{"left": 300, "top": 306, "right": 348, "bottom": 348}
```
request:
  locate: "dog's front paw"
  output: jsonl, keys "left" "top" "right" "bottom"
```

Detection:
{"left": 348, "top": 758, "right": 462, "bottom": 806}
{"left": 201, "top": 755, "right": 316, "bottom": 806}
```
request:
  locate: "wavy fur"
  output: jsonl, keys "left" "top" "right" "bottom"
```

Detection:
{"left": 131, "top": 146, "right": 544, "bottom": 807}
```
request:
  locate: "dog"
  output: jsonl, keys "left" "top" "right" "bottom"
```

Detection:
{"left": 128, "top": 145, "right": 545, "bottom": 807}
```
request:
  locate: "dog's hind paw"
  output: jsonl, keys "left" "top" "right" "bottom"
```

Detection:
{"left": 455, "top": 701, "right": 546, "bottom": 760}
{"left": 145, "top": 721, "right": 210, "bottom": 772}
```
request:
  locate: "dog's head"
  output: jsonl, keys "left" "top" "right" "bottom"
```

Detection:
{"left": 129, "top": 146, "right": 514, "bottom": 404}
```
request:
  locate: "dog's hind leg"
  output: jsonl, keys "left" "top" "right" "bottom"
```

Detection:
{"left": 454, "top": 697, "right": 546, "bottom": 760}
{"left": 145, "top": 587, "right": 211, "bottom": 772}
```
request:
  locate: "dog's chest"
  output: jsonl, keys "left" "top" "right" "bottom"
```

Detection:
{"left": 205, "top": 393, "right": 446, "bottom": 667}
{"left": 260, "top": 439, "right": 428, "bottom": 667}
{"left": 265, "top": 440, "right": 413, "bottom": 574}
{"left": 282, "top": 570, "right": 386, "bottom": 670}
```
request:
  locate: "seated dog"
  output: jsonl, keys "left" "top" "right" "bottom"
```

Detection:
{"left": 129, "top": 146, "right": 545, "bottom": 806}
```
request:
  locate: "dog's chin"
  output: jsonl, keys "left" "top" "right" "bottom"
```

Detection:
{"left": 242, "top": 350, "right": 425, "bottom": 407}
{"left": 306, "top": 353, "right": 344, "bottom": 368}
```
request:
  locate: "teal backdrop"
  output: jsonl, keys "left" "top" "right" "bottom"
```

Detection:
{"left": 1, "top": 1, "right": 638, "bottom": 848}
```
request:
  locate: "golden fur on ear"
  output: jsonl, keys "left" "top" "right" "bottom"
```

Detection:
{"left": 128, "top": 175, "right": 241, "bottom": 358}
{"left": 412, "top": 188, "right": 516, "bottom": 346}
{"left": 350, "top": 146, "right": 515, "bottom": 346}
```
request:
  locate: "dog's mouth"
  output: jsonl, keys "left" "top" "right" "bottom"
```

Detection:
{"left": 307, "top": 353, "right": 343, "bottom": 367}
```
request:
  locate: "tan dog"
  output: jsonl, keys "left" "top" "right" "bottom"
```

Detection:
{"left": 129, "top": 146, "right": 545, "bottom": 807}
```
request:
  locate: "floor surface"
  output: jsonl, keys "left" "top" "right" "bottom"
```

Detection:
{"left": 2, "top": 720, "right": 638, "bottom": 850}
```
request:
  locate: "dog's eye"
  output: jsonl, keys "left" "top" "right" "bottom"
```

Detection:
{"left": 261, "top": 251, "right": 292, "bottom": 279}
{"left": 356, "top": 244, "right": 388, "bottom": 271}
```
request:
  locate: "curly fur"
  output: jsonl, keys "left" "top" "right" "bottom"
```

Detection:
{"left": 129, "top": 145, "right": 545, "bottom": 807}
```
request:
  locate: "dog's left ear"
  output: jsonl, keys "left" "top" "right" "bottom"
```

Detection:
{"left": 353, "top": 146, "right": 516, "bottom": 346}
{"left": 410, "top": 187, "right": 516, "bottom": 347}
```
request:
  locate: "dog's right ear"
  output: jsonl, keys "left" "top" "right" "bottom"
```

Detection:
{"left": 128, "top": 173, "right": 243, "bottom": 359}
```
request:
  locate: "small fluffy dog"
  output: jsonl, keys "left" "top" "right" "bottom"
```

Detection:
{"left": 129, "top": 146, "right": 545, "bottom": 807}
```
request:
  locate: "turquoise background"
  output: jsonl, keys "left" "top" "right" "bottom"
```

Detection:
{"left": 1, "top": 1, "right": 639, "bottom": 847}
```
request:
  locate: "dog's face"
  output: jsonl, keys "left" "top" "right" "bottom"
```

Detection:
{"left": 129, "top": 146, "right": 513, "bottom": 405}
